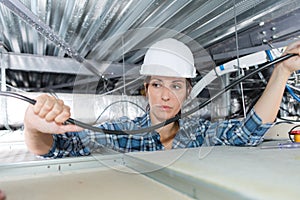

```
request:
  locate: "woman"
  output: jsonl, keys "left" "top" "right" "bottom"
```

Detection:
{"left": 24, "top": 38, "right": 300, "bottom": 158}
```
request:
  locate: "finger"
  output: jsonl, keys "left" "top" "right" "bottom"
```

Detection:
{"left": 53, "top": 105, "right": 71, "bottom": 123}
{"left": 286, "top": 45, "right": 300, "bottom": 56}
{"left": 44, "top": 99, "right": 65, "bottom": 122}
{"left": 54, "top": 124, "right": 84, "bottom": 134}
{"left": 33, "top": 94, "right": 48, "bottom": 114}
{"left": 38, "top": 96, "right": 57, "bottom": 118}
{"left": 286, "top": 45, "right": 300, "bottom": 67}
{"left": 285, "top": 40, "right": 300, "bottom": 53}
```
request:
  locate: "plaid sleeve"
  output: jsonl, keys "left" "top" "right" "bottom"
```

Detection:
{"left": 204, "top": 108, "right": 273, "bottom": 146}
{"left": 41, "top": 132, "right": 91, "bottom": 158}
{"left": 41, "top": 116, "right": 150, "bottom": 158}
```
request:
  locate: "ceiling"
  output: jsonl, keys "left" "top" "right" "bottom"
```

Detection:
{"left": 1, "top": 0, "right": 300, "bottom": 94}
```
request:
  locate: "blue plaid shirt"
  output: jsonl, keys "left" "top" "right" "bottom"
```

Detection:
{"left": 43, "top": 109, "right": 272, "bottom": 158}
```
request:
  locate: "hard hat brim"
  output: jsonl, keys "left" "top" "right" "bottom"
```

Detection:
{"left": 140, "top": 64, "right": 196, "bottom": 78}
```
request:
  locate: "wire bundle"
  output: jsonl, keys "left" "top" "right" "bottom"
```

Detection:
{"left": 0, "top": 53, "right": 297, "bottom": 135}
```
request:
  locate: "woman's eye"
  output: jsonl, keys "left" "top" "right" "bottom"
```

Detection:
{"left": 151, "top": 82, "right": 161, "bottom": 88}
{"left": 172, "top": 84, "right": 182, "bottom": 90}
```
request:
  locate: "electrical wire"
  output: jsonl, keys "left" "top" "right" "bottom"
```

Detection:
{"left": 278, "top": 106, "right": 300, "bottom": 122}
{"left": 94, "top": 100, "right": 146, "bottom": 124}
{"left": 286, "top": 85, "right": 300, "bottom": 102}
{"left": 179, "top": 54, "right": 297, "bottom": 119}
{"left": 266, "top": 49, "right": 300, "bottom": 103}
{"left": 0, "top": 53, "right": 297, "bottom": 135}
{"left": 286, "top": 83, "right": 300, "bottom": 93}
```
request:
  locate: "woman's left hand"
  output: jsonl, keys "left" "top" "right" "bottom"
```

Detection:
{"left": 278, "top": 40, "right": 300, "bottom": 74}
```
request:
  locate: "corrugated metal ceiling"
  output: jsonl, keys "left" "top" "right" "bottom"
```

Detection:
{"left": 0, "top": 0, "right": 300, "bottom": 93}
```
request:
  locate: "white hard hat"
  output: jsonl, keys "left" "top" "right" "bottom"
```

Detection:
{"left": 140, "top": 38, "right": 197, "bottom": 78}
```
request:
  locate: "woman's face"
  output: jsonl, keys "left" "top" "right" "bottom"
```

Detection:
{"left": 146, "top": 76, "right": 189, "bottom": 123}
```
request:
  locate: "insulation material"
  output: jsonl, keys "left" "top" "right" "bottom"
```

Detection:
{"left": 0, "top": 92, "right": 148, "bottom": 127}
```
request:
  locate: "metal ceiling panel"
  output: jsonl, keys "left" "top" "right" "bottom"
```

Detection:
{"left": 0, "top": 0, "right": 300, "bottom": 92}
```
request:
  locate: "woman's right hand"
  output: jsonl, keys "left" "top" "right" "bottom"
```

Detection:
{"left": 24, "top": 94, "right": 83, "bottom": 135}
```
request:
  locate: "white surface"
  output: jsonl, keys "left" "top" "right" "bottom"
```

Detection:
{"left": 263, "top": 122, "right": 295, "bottom": 140}
{"left": 0, "top": 167, "right": 191, "bottom": 200}
{"left": 127, "top": 143, "right": 300, "bottom": 199}
{"left": 0, "top": 123, "right": 298, "bottom": 199}
{"left": 0, "top": 130, "right": 39, "bottom": 164}
{"left": 2, "top": 143, "right": 299, "bottom": 200}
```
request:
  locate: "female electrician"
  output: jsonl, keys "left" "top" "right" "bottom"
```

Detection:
{"left": 24, "top": 38, "right": 300, "bottom": 158}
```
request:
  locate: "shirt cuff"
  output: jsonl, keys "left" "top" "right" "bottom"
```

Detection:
{"left": 246, "top": 108, "right": 273, "bottom": 135}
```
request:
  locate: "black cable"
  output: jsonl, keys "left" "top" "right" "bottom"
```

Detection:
{"left": 0, "top": 91, "right": 131, "bottom": 134}
{"left": 173, "top": 53, "right": 298, "bottom": 122}
{"left": 278, "top": 106, "right": 300, "bottom": 122}
{"left": 0, "top": 53, "right": 297, "bottom": 135}
{"left": 0, "top": 91, "right": 36, "bottom": 104}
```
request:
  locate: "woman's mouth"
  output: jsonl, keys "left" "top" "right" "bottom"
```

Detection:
{"left": 160, "top": 105, "right": 172, "bottom": 111}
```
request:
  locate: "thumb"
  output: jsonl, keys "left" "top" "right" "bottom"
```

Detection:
{"left": 56, "top": 124, "right": 84, "bottom": 133}
{"left": 285, "top": 40, "right": 300, "bottom": 53}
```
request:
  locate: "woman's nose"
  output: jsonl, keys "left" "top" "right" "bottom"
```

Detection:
{"left": 161, "top": 86, "right": 171, "bottom": 101}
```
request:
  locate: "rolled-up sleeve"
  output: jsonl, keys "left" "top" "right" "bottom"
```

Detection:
{"left": 204, "top": 109, "right": 273, "bottom": 146}
{"left": 41, "top": 132, "right": 91, "bottom": 158}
